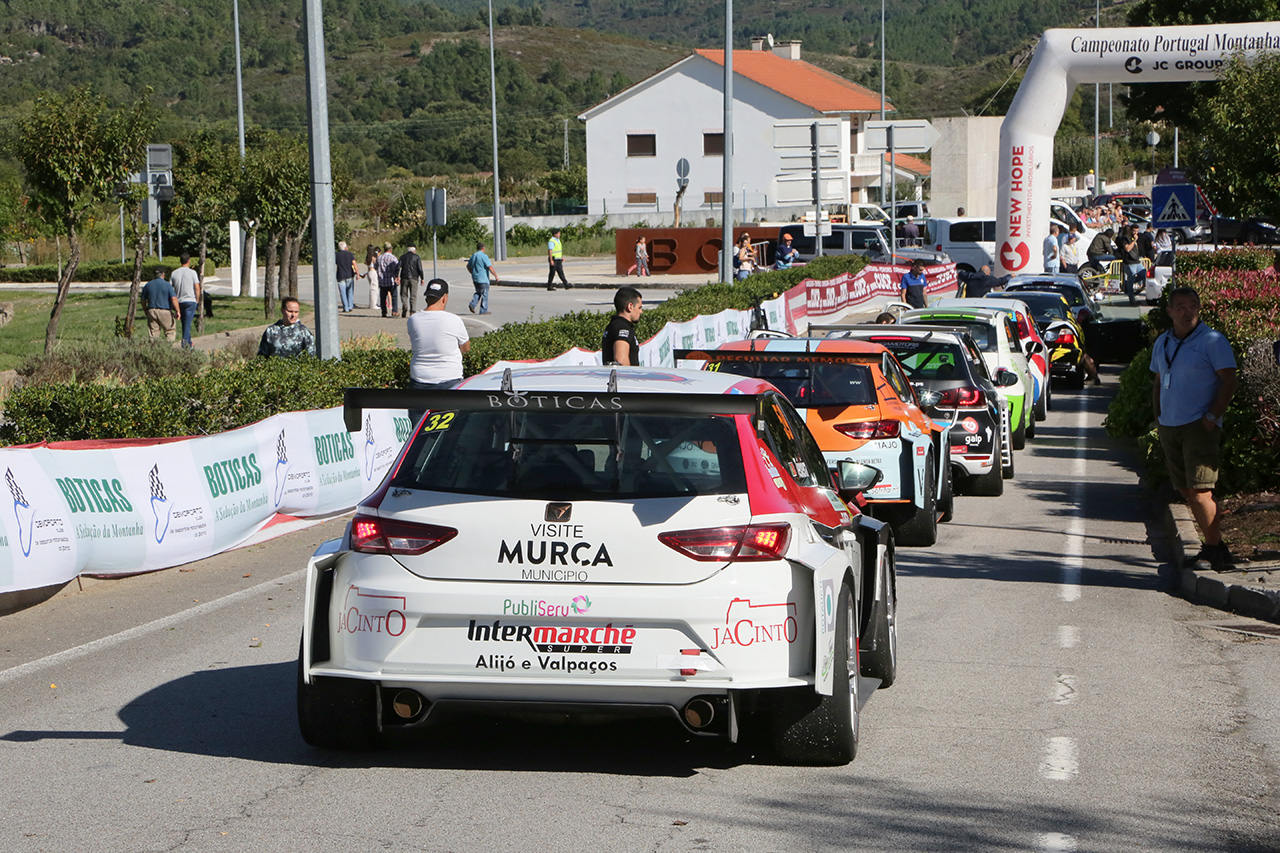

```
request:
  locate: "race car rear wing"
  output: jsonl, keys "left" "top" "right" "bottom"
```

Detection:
{"left": 343, "top": 368, "right": 759, "bottom": 432}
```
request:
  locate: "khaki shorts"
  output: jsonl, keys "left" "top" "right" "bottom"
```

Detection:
{"left": 1158, "top": 421, "right": 1222, "bottom": 491}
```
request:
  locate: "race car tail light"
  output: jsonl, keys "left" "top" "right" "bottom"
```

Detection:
{"left": 1054, "top": 330, "right": 1078, "bottom": 346}
{"left": 937, "top": 387, "right": 985, "bottom": 408}
{"left": 834, "top": 419, "right": 901, "bottom": 439}
{"left": 351, "top": 514, "right": 458, "bottom": 555}
{"left": 1016, "top": 315, "right": 1032, "bottom": 340}
{"left": 658, "top": 523, "right": 791, "bottom": 562}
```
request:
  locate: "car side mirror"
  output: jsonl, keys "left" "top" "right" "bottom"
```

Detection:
{"left": 995, "top": 368, "right": 1019, "bottom": 387}
{"left": 1025, "top": 340, "right": 1044, "bottom": 356}
{"left": 835, "top": 460, "right": 882, "bottom": 495}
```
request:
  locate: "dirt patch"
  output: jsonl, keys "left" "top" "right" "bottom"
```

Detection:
{"left": 1220, "top": 492, "right": 1280, "bottom": 563}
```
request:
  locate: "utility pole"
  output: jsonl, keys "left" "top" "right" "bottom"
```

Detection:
{"left": 563, "top": 118, "right": 569, "bottom": 169}
{"left": 302, "top": 0, "right": 340, "bottom": 359}
{"left": 720, "top": 7, "right": 734, "bottom": 284}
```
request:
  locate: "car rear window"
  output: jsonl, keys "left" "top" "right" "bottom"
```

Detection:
{"left": 867, "top": 340, "right": 967, "bottom": 381}
{"left": 390, "top": 411, "right": 747, "bottom": 499}
{"left": 713, "top": 360, "right": 877, "bottom": 408}
{"left": 909, "top": 319, "right": 995, "bottom": 352}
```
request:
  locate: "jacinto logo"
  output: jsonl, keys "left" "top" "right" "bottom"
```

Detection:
{"left": 1124, "top": 56, "right": 1143, "bottom": 74}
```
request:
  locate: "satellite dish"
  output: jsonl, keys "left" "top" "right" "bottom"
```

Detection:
{"left": 766, "top": 33, "right": 775, "bottom": 49}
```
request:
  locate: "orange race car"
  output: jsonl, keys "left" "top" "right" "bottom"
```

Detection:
{"left": 679, "top": 338, "right": 953, "bottom": 547}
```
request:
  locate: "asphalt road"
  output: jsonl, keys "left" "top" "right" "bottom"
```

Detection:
{"left": 2, "top": 377, "right": 1279, "bottom": 852}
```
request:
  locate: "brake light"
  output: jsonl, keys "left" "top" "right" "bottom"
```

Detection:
{"left": 658, "top": 524, "right": 791, "bottom": 562}
{"left": 1055, "top": 330, "right": 1077, "bottom": 345}
{"left": 834, "top": 419, "right": 901, "bottom": 439}
{"left": 1017, "top": 316, "right": 1032, "bottom": 339}
{"left": 351, "top": 513, "right": 458, "bottom": 555}
{"left": 937, "top": 387, "right": 985, "bottom": 408}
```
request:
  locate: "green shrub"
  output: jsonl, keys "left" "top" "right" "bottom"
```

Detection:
{"left": 0, "top": 349, "right": 410, "bottom": 444}
{"left": 0, "top": 257, "right": 215, "bottom": 283}
{"left": 17, "top": 339, "right": 206, "bottom": 386}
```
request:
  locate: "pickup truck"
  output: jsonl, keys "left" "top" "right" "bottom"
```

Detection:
{"left": 778, "top": 224, "right": 949, "bottom": 267}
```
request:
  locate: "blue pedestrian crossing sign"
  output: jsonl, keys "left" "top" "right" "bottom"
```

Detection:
{"left": 1151, "top": 184, "right": 1197, "bottom": 228}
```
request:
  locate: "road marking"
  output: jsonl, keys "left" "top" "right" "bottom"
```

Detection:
{"left": 1036, "top": 832, "right": 1078, "bottom": 851}
{"left": 1054, "top": 674, "right": 1078, "bottom": 705}
{"left": 1058, "top": 625, "right": 1080, "bottom": 648}
{"left": 1040, "top": 736, "right": 1079, "bottom": 781}
{"left": 1059, "top": 392, "right": 1089, "bottom": 602}
{"left": 0, "top": 569, "right": 305, "bottom": 686}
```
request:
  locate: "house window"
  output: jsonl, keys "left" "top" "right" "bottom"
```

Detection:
{"left": 627, "top": 191, "right": 658, "bottom": 205}
{"left": 627, "top": 134, "right": 656, "bottom": 157}
{"left": 704, "top": 191, "right": 724, "bottom": 205}
{"left": 703, "top": 133, "right": 724, "bottom": 156}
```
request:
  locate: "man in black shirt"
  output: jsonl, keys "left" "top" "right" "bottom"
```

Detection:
{"left": 397, "top": 245, "right": 425, "bottom": 317}
{"left": 602, "top": 286, "right": 643, "bottom": 366}
{"left": 956, "top": 264, "right": 1009, "bottom": 298}
{"left": 335, "top": 241, "right": 357, "bottom": 313}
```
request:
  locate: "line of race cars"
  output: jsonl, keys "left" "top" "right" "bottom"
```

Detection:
{"left": 294, "top": 286, "right": 1115, "bottom": 767}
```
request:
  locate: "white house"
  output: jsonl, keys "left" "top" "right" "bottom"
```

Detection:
{"left": 577, "top": 39, "right": 907, "bottom": 219}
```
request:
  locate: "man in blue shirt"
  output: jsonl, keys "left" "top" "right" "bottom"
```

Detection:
{"left": 1150, "top": 286, "right": 1238, "bottom": 569}
{"left": 899, "top": 260, "right": 928, "bottom": 308}
{"left": 467, "top": 241, "right": 498, "bottom": 315}
{"left": 139, "top": 268, "right": 179, "bottom": 341}
{"left": 774, "top": 233, "right": 800, "bottom": 269}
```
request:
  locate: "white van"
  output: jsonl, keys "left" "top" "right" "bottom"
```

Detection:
{"left": 924, "top": 217, "right": 997, "bottom": 272}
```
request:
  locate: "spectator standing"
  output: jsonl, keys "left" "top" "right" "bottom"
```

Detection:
{"left": 171, "top": 254, "right": 201, "bottom": 349}
{"left": 733, "top": 234, "right": 756, "bottom": 280}
{"left": 1150, "top": 286, "right": 1238, "bottom": 570}
{"left": 466, "top": 241, "right": 497, "bottom": 315}
{"left": 1043, "top": 224, "right": 1061, "bottom": 273}
{"left": 1154, "top": 229, "right": 1174, "bottom": 266}
{"left": 775, "top": 233, "right": 800, "bottom": 269}
{"left": 375, "top": 242, "right": 400, "bottom": 317}
{"left": 398, "top": 245, "right": 424, "bottom": 317}
{"left": 407, "top": 279, "right": 470, "bottom": 392}
{"left": 335, "top": 241, "right": 357, "bottom": 313}
{"left": 363, "top": 244, "right": 379, "bottom": 309}
{"left": 1061, "top": 232, "right": 1081, "bottom": 274}
{"left": 602, "top": 286, "right": 643, "bottom": 366}
{"left": 900, "top": 260, "right": 928, "bottom": 308}
{"left": 1137, "top": 224, "right": 1157, "bottom": 266}
{"left": 1087, "top": 228, "right": 1117, "bottom": 266}
{"left": 140, "top": 268, "right": 179, "bottom": 342}
{"left": 956, "top": 264, "right": 1008, "bottom": 299}
{"left": 956, "top": 207, "right": 966, "bottom": 216}
{"left": 633, "top": 236, "right": 650, "bottom": 276}
{"left": 901, "top": 215, "right": 920, "bottom": 243}
{"left": 258, "top": 296, "right": 316, "bottom": 358}
{"left": 546, "top": 227, "right": 571, "bottom": 290}
{"left": 1084, "top": 169, "right": 1095, "bottom": 193}
{"left": 1118, "top": 226, "right": 1143, "bottom": 305}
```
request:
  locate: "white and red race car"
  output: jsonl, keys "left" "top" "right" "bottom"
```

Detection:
{"left": 298, "top": 367, "right": 897, "bottom": 765}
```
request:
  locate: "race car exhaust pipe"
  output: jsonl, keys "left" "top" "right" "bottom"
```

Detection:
{"left": 391, "top": 690, "right": 425, "bottom": 721}
{"left": 683, "top": 698, "right": 715, "bottom": 729}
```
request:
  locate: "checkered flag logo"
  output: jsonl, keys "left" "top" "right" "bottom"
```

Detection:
{"left": 6, "top": 468, "right": 25, "bottom": 506}
{"left": 149, "top": 464, "right": 166, "bottom": 502}
{"left": 276, "top": 429, "right": 288, "bottom": 464}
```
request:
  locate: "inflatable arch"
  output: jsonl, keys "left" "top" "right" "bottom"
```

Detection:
{"left": 996, "top": 21, "right": 1280, "bottom": 275}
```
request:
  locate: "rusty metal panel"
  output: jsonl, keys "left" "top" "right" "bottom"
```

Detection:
{"left": 614, "top": 227, "right": 782, "bottom": 276}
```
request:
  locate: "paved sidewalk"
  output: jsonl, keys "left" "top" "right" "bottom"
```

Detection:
{"left": 1163, "top": 496, "right": 1280, "bottom": 623}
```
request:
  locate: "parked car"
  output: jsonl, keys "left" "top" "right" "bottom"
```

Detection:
{"left": 897, "top": 306, "right": 1036, "bottom": 449}
{"left": 817, "top": 325, "right": 1015, "bottom": 494}
{"left": 1212, "top": 215, "right": 1279, "bottom": 245}
{"left": 924, "top": 217, "right": 997, "bottom": 272}
{"left": 934, "top": 297, "right": 1051, "bottom": 421}
{"left": 298, "top": 366, "right": 898, "bottom": 766}
{"left": 680, "top": 338, "right": 953, "bottom": 547}
{"left": 776, "top": 224, "right": 947, "bottom": 266}
{"left": 847, "top": 203, "right": 891, "bottom": 226}
{"left": 1002, "top": 275, "right": 1145, "bottom": 366}
{"left": 1090, "top": 192, "right": 1148, "bottom": 208}
{"left": 982, "top": 290, "right": 1088, "bottom": 390}
{"left": 888, "top": 200, "right": 930, "bottom": 221}
{"left": 1003, "top": 274, "right": 1099, "bottom": 326}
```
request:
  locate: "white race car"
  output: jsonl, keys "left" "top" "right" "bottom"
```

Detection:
{"left": 298, "top": 367, "right": 897, "bottom": 765}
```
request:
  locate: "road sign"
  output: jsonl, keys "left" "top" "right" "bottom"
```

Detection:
{"left": 676, "top": 158, "right": 690, "bottom": 179}
{"left": 425, "top": 187, "right": 447, "bottom": 227}
{"left": 1152, "top": 184, "right": 1197, "bottom": 228}
{"left": 802, "top": 222, "right": 833, "bottom": 237}
{"left": 863, "top": 120, "right": 941, "bottom": 153}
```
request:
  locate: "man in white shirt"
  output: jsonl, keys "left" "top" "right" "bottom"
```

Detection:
{"left": 170, "top": 253, "right": 201, "bottom": 349}
{"left": 1042, "top": 224, "right": 1061, "bottom": 274}
{"left": 407, "top": 279, "right": 470, "bottom": 393}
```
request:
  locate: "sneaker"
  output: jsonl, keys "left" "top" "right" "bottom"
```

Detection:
{"left": 1207, "top": 543, "right": 1233, "bottom": 572}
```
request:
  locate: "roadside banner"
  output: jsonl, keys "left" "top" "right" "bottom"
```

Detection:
{"left": 0, "top": 406, "right": 409, "bottom": 596}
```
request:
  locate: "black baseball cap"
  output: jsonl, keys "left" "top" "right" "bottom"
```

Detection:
{"left": 424, "top": 279, "right": 448, "bottom": 303}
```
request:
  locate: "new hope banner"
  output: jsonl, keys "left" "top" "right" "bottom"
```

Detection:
{"left": 0, "top": 406, "right": 411, "bottom": 596}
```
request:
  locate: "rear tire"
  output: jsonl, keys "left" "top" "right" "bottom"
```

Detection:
{"left": 297, "top": 640, "right": 379, "bottom": 750}
{"left": 861, "top": 544, "right": 897, "bottom": 689}
{"left": 1002, "top": 442, "right": 1016, "bottom": 480}
{"left": 1066, "top": 365, "right": 1086, "bottom": 390}
{"left": 766, "top": 582, "right": 859, "bottom": 766}
{"left": 893, "top": 458, "right": 937, "bottom": 547}
{"left": 1010, "top": 409, "right": 1026, "bottom": 450}
{"left": 968, "top": 433, "right": 1005, "bottom": 497}
{"left": 1035, "top": 381, "right": 1050, "bottom": 419}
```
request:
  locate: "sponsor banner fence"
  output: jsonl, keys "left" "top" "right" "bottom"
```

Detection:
{"left": 0, "top": 406, "right": 410, "bottom": 596}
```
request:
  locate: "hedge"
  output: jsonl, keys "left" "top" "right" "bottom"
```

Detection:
{"left": 0, "top": 257, "right": 216, "bottom": 284}
{"left": 1103, "top": 257, "right": 1280, "bottom": 493}
{"left": 1, "top": 257, "right": 869, "bottom": 444}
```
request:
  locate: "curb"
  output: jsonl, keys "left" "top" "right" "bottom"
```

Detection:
{"left": 1165, "top": 500, "right": 1280, "bottom": 623}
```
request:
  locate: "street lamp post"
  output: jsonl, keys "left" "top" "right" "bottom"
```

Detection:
{"left": 488, "top": 0, "right": 504, "bottom": 260}
{"left": 720, "top": 0, "right": 733, "bottom": 284}
{"left": 302, "top": 0, "right": 340, "bottom": 359}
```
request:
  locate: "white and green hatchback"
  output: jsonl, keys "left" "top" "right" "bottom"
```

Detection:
{"left": 897, "top": 307, "right": 1037, "bottom": 450}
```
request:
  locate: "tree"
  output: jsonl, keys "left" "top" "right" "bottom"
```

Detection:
{"left": 1184, "top": 54, "right": 1280, "bottom": 216}
{"left": 119, "top": 183, "right": 153, "bottom": 339}
{"left": 239, "top": 132, "right": 311, "bottom": 318}
{"left": 172, "top": 132, "right": 240, "bottom": 333}
{"left": 9, "top": 88, "right": 156, "bottom": 353}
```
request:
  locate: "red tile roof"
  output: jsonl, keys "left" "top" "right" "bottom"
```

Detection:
{"left": 696, "top": 50, "right": 892, "bottom": 115}
{"left": 884, "top": 152, "right": 931, "bottom": 176}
